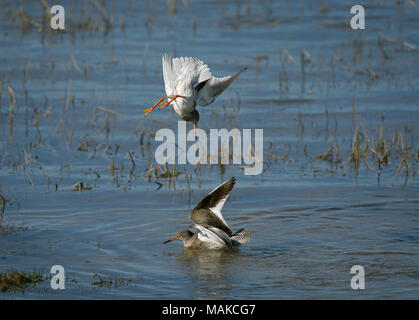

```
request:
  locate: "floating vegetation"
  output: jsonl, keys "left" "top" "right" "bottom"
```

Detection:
{"left": 91, "top": 274, "right": 131, "bottom": 288}
{"left": 72, "top": 181, "right": 92, "bottom": 191}
{"left": 0, "top": 223, "right": 29, "bottom": 236}
{"left": 0, "top": 271, "right": 43, "bottom": 293}
{"left": 77, "top": 140, "right": 89, "bottom": 152}
{"left": 316, "top": 137, "right": 341, "bottom": 164}
{"left": 146, "top": 162, "right": 181, "bottom": 180}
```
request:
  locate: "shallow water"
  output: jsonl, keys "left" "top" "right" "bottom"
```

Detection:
{"left": 0, "top": 0, "right": 418, "bottom": 299}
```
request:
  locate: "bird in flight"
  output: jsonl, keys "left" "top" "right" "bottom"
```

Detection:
{"left": 143, "top": 53, "right": 247, "bottom": 133}
{"left": 163, "top": 177, "right": 251, "bottom": 249}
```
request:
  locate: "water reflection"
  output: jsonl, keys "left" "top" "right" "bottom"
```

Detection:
{"left": 176, "top": 248, "right": 240, "bottom": 299}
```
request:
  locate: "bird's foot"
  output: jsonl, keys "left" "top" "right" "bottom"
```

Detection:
{"left": 142, "top": 106, "right": 156, "bottom": 116}
{"left": 142, "top": 96, "right": 169, "bottom": 116}
{"left": 159, "top": 94, "right": 185, "bottom": 110}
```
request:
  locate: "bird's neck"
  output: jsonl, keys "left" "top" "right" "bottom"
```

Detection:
{"left": 183, "top": 231, "right": 197, "bottom": 247}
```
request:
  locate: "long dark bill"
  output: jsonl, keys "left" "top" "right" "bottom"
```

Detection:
{"left": 163, "top": 236, "right": 178, "bottom": 244}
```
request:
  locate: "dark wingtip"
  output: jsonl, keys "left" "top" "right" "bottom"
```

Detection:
{"left": 224, "top": 177, "right": 236, "bottom": 190}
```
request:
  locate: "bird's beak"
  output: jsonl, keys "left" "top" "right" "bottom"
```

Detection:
{"left": 163, "top": 236, "right": 179, "bottom": 244}
{"left": 193, "top": 124, "right": 197, "bottom": 134}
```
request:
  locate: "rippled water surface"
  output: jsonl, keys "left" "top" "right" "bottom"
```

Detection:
{"left": 0, "top": 0, "right": 419, "bottom": 299}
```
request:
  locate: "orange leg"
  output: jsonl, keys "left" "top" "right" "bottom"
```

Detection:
{"left": 142, "top": 96, "right": 169, "bottom": 116}
{"left": 159, "top": 94, "right": 185, "bottom": 110}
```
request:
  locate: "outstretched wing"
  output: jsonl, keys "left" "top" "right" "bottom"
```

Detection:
{"left": 196, "top": 67, "right": 247, "bottom": 106}
{"left": 162, "top": 53, "right": 212, "bottom": 96}
{"left": 162, "top": 52, "right": 176, "bottom": 97}
{"left": 191, "top": 177, "right": 236, "bottom": 232}
{"left": 173, "top": 56, "right": 212, "bottom": 85}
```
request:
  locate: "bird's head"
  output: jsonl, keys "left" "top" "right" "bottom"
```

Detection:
{"left": 163, "top": 230, "right": 194, "bottom": 244}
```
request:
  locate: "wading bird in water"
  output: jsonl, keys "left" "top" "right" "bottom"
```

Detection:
{"left": 143, "top": 53, "right": 247, "bottom": 133}
{"left": 163, "top": 177, "right": 251, "bottom": 249}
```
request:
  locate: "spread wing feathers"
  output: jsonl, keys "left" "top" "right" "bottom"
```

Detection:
{"left": 162, "top": 52, "right": 176, "bottom": 96}
{"left": 173, "top": 57, "right": 213, "bottom": 84}
{"left": 197, "top": 67, "right": 247, "bottom": 106}
{"left": 190, "top": 209, "right": 232, "bottom": 236}
{"left": 192, "top": 177, "right": 236, "bottom": 228}
{"left": 194, "top": 225, "right": 232, "bottom": 248}
{"left": 162, "top": 52, "right": 212, "bottom": 96}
